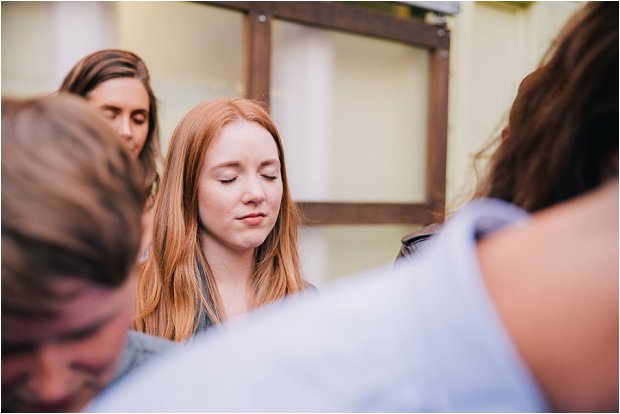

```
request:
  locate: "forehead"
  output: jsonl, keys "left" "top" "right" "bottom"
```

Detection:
{"left": 87, "top": 77, "right": 149, "bottom": 110}
{"left": 2, "top": 278, "right": 131, "bottom": 343}
{"left": 206, "top": 119, "right": 279, "bottom": 164}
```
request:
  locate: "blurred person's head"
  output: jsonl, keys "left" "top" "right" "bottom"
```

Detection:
{"left": 478, "top": 1, "right": 618, "bottom": 211}
{"left": 59, "top": 49, "right": 161, "bottom": 198}
{"left": 1, "top": 95, "right": 145, "bottom": 412}
{"left": 499, "top": 68, "right": 544, "bottom": 142}
{"left": 135, "top": 98, "right": 305, "bottom": 341}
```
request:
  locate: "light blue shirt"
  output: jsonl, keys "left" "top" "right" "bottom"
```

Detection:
{"left": 90, "top": 198, "right": 549, "bottom": 412}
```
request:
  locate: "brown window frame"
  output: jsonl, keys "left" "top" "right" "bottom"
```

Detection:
{"left": 204, "top": 1, "right": 450, "bottom": 225}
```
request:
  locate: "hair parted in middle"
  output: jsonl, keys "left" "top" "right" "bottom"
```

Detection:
{"left": 134, "top": 98, "right": 306, "bottom": 341}
{"left": 58, "top": 49, "right": 162, "bottom": 199}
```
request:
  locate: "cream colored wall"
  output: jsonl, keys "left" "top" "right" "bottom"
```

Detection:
{"left": 1, "top": 2, "right": 54, "bottom": 96}
{"left": 445, "top": 1, "right": 582, "bottom": 214}
{"left": 271, "top": 21, "right": 430, "bottom": 284}
{"left": 1, "top": 1, "right": 117, "bottom": 97}
{"left": 116, "top": 2, "right": 244, "bottom": 151}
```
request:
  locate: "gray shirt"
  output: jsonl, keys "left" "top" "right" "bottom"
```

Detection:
{"left": 109, "top": 330, "right": 176, "bottom": 386}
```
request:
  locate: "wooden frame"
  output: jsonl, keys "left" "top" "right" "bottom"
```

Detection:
{"left": 205, "top": 1, "right": 450, "bottom": 225}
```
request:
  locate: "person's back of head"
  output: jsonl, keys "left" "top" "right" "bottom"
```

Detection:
{"left": 2, "top": 94, "right": 145, "bottom": 295}
{"left": 480, "top": 1, "right": 618, "bottom": 212}
{"left": 401, "top": 2, "right": 618, "bottom": 260}
{"left": 1, "top": 94, "right": 145, "bottom": 412}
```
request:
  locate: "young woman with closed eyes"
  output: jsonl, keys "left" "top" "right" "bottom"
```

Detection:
{"left": 134, "top": 98, "right": 313, "bottom": 342}
{"left": 59, "top": 49, "right": 161, "bottom": 197}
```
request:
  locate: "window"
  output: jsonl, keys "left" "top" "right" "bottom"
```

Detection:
{"left": 2, "top": 1, "right": 450, "bottom": 281}
{"left": 205, "top": 2, "right": 450, "bottom": 280}
{"left": 208, "top": 1, "right": 450, "bottom": 227}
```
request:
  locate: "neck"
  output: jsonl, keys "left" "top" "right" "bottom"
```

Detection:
{"left": 200, "top": 233, "right": 255, "bottom": 321}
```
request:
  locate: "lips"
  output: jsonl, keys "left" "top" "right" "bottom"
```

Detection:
{"left": 238, "top": 213, "right": 266, "bottom": 225}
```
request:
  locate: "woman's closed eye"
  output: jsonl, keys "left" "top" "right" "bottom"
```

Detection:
{"left": 132, "top": 111, "right": 148, "bottom": 125}
{"left": 101, "top": 108, "right": 117, "bottom": 120}
{"left": 219, "top": 176, "right": 238, "bottom": 184}
{"left": 132, "top": 115, "right": 147, "bottom": 125}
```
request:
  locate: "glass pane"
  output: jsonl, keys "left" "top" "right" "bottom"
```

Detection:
{"left": 117, "top": 2, "right": 244, "bottom": 152}
{"left": 299, "top": 224, "right": 423, "bottom": 285}
{"left": 272, "top": 20, "right": 430, "bottom": 203}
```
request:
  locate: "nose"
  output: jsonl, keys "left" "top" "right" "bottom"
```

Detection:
{"left": 115, "top": 116, "right": 133, "bottom": 141}
{"left": 241, "top": 176, "right": 266, "bottom": 205}
{"left": 28, "top": 343, "right": 73, "bottom": 402}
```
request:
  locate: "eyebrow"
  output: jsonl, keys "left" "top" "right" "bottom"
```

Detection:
{"left": 210, "top": 159, "right": 280, "bottom": 171}
{"left": 260, "top": 159, "right": 280, "bottom": 167}
{"left": 98, "top": 104, "right": 149, "bottom": 116}
{"left": 211, "top": 161, "right": 241, "bottom": 171}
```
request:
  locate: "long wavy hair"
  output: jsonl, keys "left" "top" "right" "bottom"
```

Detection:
{"left": 134, "top": 98, "right": 305, "bottom": 341}
{"left": 475, "top": 2, "right": 618, "bottom": 211}
{"left": 59, "top": 49, "right": 162, "bottom": 200}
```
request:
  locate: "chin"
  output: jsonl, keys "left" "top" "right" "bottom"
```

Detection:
{"left": 238, "top": 235, "right": 269, "bottom": 250}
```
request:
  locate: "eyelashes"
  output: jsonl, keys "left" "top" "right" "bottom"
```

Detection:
{"left": 219, "top": 177, "right": 237, "bottom": 184}
{"left": 99, "top": 109, "right": 146, "bottom": 125}
{"left": 218, "top": 175, "right": 279, "bottom": 184}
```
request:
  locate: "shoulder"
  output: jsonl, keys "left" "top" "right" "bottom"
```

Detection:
{"left": 477, "top": 181, "right": 619, "bottom": 411}
{"left": 125, "top": 330, "right": 176, "bottom": 355}
{"left": 110, "top": 330, "right": 177, "bottom": 386}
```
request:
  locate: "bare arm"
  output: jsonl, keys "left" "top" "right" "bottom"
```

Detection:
{"left": 477, "top": 179, "right": 619, "bottom": 412}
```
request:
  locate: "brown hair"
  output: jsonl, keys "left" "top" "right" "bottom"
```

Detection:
{"left": 1, "top": 95, "right": 144, "bottom": 317}
{"left": 134, "top": 98, "right": 306, "bottom": 341}
{"left": 59, "top": 49, "right": 162, "bottom": 198}
{"left": 476, "top": 2, "right": 618, "bottom": 211}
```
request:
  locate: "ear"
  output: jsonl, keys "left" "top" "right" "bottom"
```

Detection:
{"left": 501, "top": 125, "right": 510, "bottom": 141}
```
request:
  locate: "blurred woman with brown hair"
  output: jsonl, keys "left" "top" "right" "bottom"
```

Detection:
{"left": 399, "top": 1, "right": 618, "bottom": 259}
{"left": 59, "top": 49, "right": 163, "bottom": 259}
{"left": 59, "top": 49, "right": 161, "bottom": 200}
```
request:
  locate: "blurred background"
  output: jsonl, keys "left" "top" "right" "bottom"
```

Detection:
{"left": 2, "top": 1, "right": 581, "bottom": 286}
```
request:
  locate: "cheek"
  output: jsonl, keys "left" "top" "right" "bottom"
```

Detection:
{"left": 268, "top": 183, "right": 284, "bottom": 212}
{"left": 198, "top": 184, "right": 231, "bottom": 217}
{"left": 1, "top": 356, "right": 28, "bottom": 384}
{"left": 135, "top": 126, "right": 149, "bottom": 152}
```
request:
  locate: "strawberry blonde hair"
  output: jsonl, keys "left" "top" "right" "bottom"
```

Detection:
{"left": 134, "top": 98, "right": 305, "bottom": 341}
